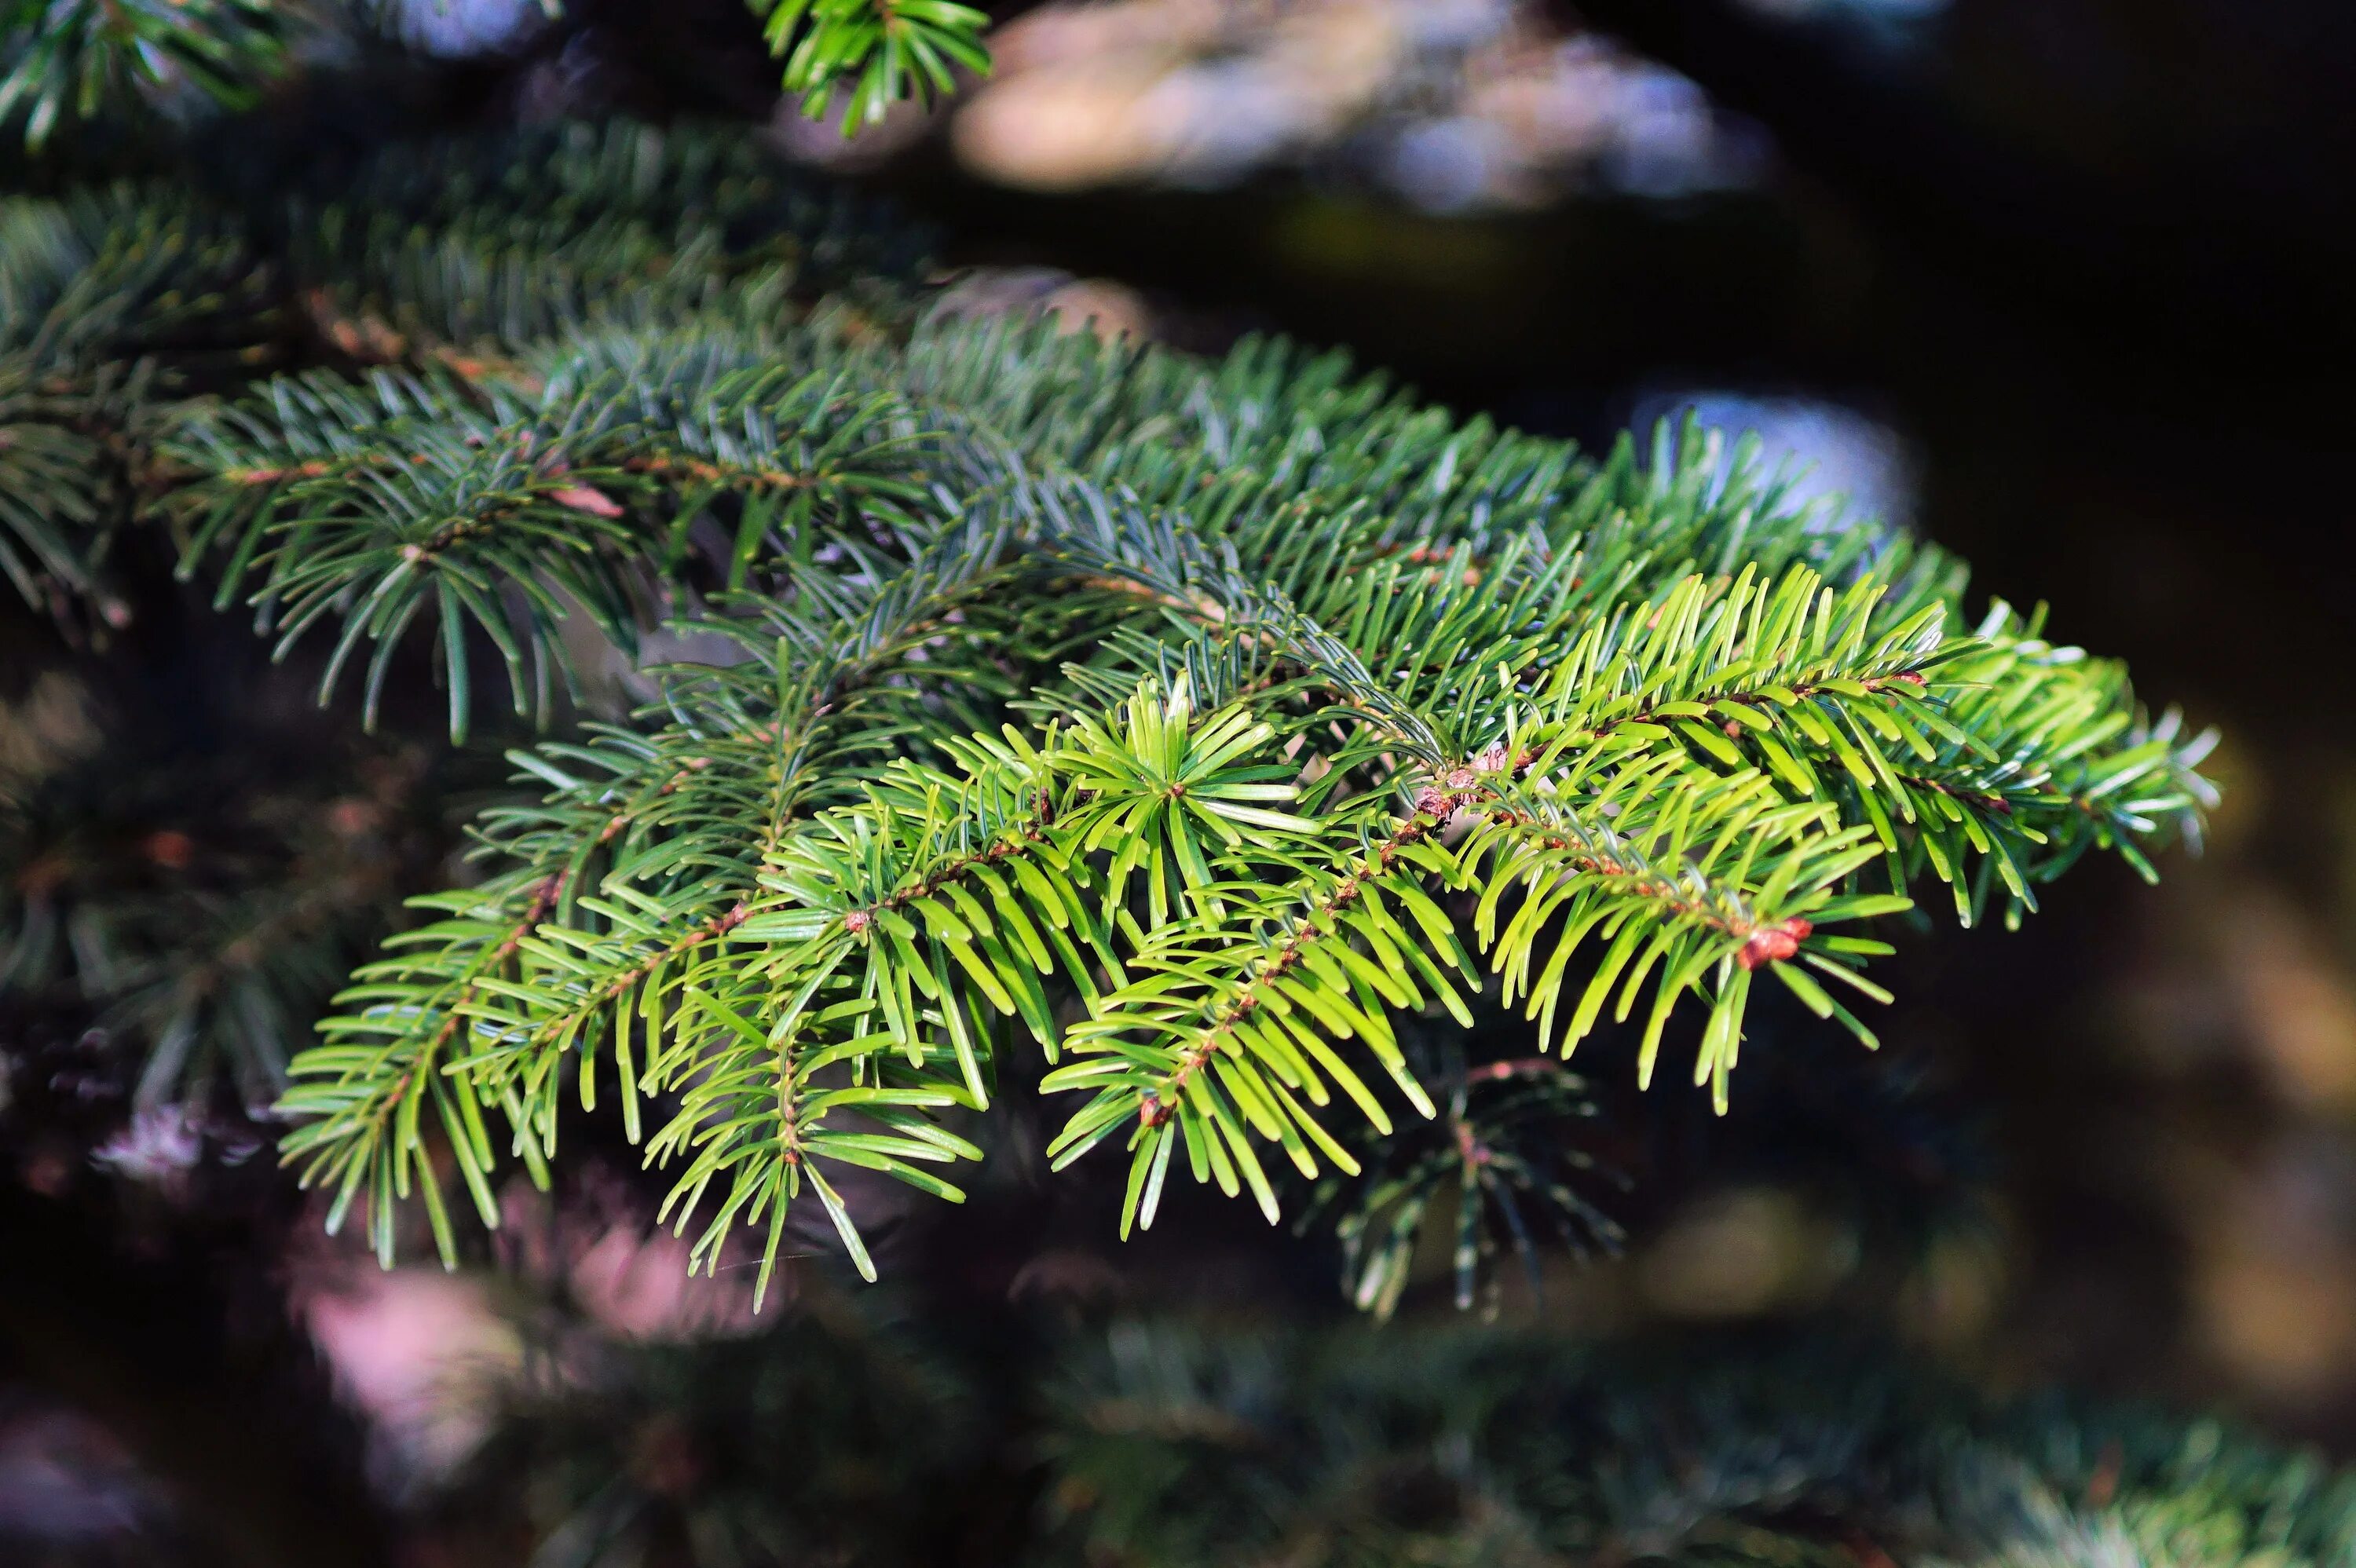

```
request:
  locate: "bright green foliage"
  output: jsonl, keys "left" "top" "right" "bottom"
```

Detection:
{"left": 0, "top": 123, "right": 2215, "bottom": 1309}
{"left": 2, "top": 0, "right": 284, "bottom": 148}
{"left": 753, "top": 0, "right": 991, "bottom": 129}
{"left": 2, "top": 0, "right": 990, "bottom": 149}
{"left": 242, "top": 314, "right": 2210, "bottom": 1298}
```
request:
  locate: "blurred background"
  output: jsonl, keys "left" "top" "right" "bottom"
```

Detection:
{"left": 5, "top": 0, "right": 2356, "bottom": 1561}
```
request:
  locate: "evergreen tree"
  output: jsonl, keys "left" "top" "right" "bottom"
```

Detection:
{"left": 5, "top": 9, "right": 2316, "bottom": 1567}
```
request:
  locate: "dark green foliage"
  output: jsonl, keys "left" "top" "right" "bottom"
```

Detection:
{"left": 0, "top": 656, "right": 457, "bottom": 1113}
{"left": 0, "top": 122, "right": 920, "bottom": 626}
{"left": 0, "top": 183, "right": 274, "bottom": 619}
{"left": 445, "top": 1299, "right": 977, "bottom": 1568}
{"left": 1304, "top": 1035, "right": 1625, "bottom": 1319}
{"left": 1044, "top": 1323, "right": 2356, "bottom": 1567}
{"left": 420, "top": 1307, "right": 2356, "bottom": 1568}
{"left": 268, "top": 120, "right": 931, "bottom": 350}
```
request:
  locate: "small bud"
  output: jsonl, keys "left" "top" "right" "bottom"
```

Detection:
{"left": 1735, "top": 916, "right": 1813, "bottom": 970}
{"left": 549, "top": 484, "right": 624, "bottom": 518}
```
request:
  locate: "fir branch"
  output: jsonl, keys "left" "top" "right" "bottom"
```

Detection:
{"left": 0, "top": 126, "right": 2206, "bottom": 1298}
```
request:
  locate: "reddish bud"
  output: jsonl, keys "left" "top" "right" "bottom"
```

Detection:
{"left": 1736, "top": 916, "right": 1813, "bottom": 970}
{"left": 549, "top": 484, "right": 624, "bottom": 518}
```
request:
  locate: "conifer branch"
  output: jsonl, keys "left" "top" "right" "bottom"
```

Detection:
{"left": 0, "top": 126, "right": 2216, "bottom": 1307}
